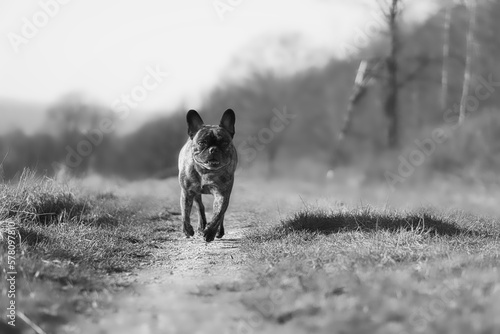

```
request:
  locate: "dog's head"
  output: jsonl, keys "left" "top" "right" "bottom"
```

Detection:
{"left": 186, "top": 109, "right": 235, "bottom": 171}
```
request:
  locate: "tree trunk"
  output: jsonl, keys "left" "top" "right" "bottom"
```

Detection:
{"left": 441, "top": 5, "right": 452, "bottom": 111}
{"left": 338, "top": 60, "right": 369, "bottom": 142}
{"left": 385, "top": 0, "right": 400, "bottom": 148}
{"left": 459, "top": 0, "right": 477, "bottom": 125}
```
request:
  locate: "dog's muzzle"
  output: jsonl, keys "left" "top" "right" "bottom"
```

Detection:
{"left": 193, "top": 155, "right": 229, "bottom": 171}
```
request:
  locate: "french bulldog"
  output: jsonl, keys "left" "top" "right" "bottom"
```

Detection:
{"left": 178, "top": 109, "right": 237, "bottom": 242}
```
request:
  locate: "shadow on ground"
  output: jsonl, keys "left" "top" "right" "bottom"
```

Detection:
{"left": 266, "top": 209, "right": 497, "bottom": 238}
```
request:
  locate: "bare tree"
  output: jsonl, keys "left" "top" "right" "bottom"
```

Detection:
{"left": 338, "top": 59, "right": 378, "bottom": 142}
{"left": 336, "top": 0, "right": 438, "bottom": 153}
{"left": 385, "top": 0, "right": 401, "bottom": 148}
{"left": 373, "top": 0, "right": 403, "bottom": 148}
{"left": 459, "top": 0, "right": 477, "bottom": 124}
{"left": 441, "top": 3, "right": 453, "bottom": 111}
{"left": 337, "top": 1, "right": 403, "bottom": 149}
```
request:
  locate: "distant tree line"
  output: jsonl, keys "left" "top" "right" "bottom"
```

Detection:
{"left": 1, "top": 0, "right": 499, "bottom": 181}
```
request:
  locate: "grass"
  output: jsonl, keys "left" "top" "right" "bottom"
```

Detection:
{"left": 0, "top": 170, "right": 176, "bottom": 332}
{"left": 240, "top": 206, "right": 500, "bottom": 334}
{"left": 1, "top": 171, "right": 499, "bottom": 333}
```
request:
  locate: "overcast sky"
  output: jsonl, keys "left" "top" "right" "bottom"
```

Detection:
{"left": 0, "top": 0, "right": 439, "bottom": 113}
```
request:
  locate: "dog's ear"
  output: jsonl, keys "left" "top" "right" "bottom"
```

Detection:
{"left": 219, "top": 109, "right": 235, "bottom": 138}
{"left": 187, "top": 109, "right": 204, "bottom": 139}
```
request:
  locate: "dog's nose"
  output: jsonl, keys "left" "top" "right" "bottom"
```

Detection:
{"left": 209, "top": 147, "right": 216, "bottom": 154}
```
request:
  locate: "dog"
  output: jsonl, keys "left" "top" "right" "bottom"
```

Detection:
{"left": 178, "top": 109, "right": 237, "bottom": 242}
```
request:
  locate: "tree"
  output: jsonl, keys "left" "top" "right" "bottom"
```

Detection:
{"left": 441, "top": 2, "right": 453, "bottom": 111}
{"left": 459, "top": 0, "right": 477, "bottom": 124}
{"left": 45, "top": 93, "right": 108, "bottom": 136}
{"left": 381, "top": 0, "right": 402, "bottom": 148}
{"left": 337, "top": 0, "right": 438, "bottom": 151}
{"left": 338, "top": 60, "right": 370, "bottom": 142}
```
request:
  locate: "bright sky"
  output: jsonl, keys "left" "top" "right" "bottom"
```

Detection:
{"left": 0, "top": 0, "right": 439, "bottom": 113}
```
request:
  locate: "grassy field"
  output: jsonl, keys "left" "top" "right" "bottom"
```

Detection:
{"left": 1, "top": 170, "right": 499, "bottom": 333}
{"left": 240, "top": 207, "right": 500, "bottom": 333}
{"left": 0, "top": 171, "right": 178, "bottom": 333}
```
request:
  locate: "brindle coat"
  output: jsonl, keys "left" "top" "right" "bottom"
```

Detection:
{"left": 178, "top": 109, "right": 237, "bottom": 242}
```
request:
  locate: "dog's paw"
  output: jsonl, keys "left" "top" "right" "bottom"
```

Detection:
{"left": 197, "top": 224, "right": 206, "bottom": 234}
{"left": 216, "top": 227, "right": 224, "bottom": 239}
{"left": 203, "top": 228, "right": 217, "bottom": 242}
{"left": 183, "top": 224, "right": 195, "bottom": 238}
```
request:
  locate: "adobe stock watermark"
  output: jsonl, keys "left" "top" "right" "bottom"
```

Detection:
{"left": 213, "top": 0, "right": 244, "bottom": 21}
{"left": 385, "top": 74, "right": 500, "bottom": 191}
{"left": 235, "top": 106, "right": 296, "bottom": 175}
{"left": 338, "top": 9, "right": 386, "bottom": 58}
{"left": 3, "top": 220, "right": 18, "bottom": 327}
{"left": 6, "top": 0, "right": 73, "bottom": 53}
{"left": 51, "top": 65, "right": 169, "bottom": 173}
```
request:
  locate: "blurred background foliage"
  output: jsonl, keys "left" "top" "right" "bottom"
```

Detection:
{"left": 1, "top": 0, "right": 499, "bottom": 183}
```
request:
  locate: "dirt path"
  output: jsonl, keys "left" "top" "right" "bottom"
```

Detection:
{"left": 72, "top": 178, "right": 315, "bottom": 334}
{"left": 77, "top": 207, "right": 268, "bottom": 334}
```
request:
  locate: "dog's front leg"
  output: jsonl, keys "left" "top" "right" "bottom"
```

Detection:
{"left": 204, "top": 192, "right": 230, "bottom": 242}
{"left": 194, "top": 194, "right": 207, "bottom": 233}
{"left": 180, "top": 189, "right": 195, "bottom": 237}
{"left": 216, "top": 216, "right": 224, "bottom": 239}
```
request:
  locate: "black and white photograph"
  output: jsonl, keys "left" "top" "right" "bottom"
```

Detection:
{"left": 1, "top": 0, "right": 499, "bottom": 333}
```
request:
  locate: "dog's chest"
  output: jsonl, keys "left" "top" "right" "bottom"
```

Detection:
{"left": 199, "top": 173, "right": 229, "bottom": 194}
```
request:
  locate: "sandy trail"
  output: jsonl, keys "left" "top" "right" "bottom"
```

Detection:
{"left": 77, "top": 209, "right": 267, "bottom": 334}
{"left": 73, "top": 179, "right": 316, "bottom": 334}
